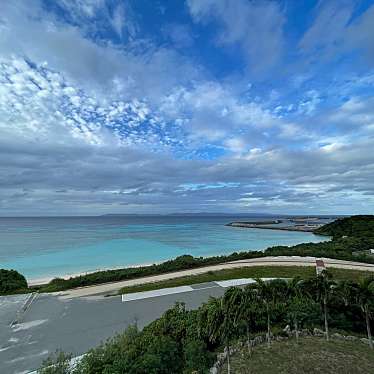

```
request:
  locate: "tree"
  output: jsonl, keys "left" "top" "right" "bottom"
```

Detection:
{"left": 312, "top": 270, "right": 336, "bottom": 341}
{"left": 37, "top": 351, "right": 72, "bottom": 374}
{"left": 286, "top": 277, "right": 314, "bottom": 344}
{"left": 336, "top": 280, "right": 357, "bottom": 307}
{"left": 0, "top": 269, "right": 27, "bottom": 294}
{"left": 132, "top": 335, "right": 182, "bottom": 374}
{"left": 235, "top": 286, "right": 258, "bottom": 355}
{"left": 355, "top": 277, "right": 374, "bottom": 349}
{"left": 221, "top": 288, "right": 241, "bottom": 374}
{"left": 198, "top": 295, "right": 236, "bottom": 374}
{"left": 183, "top": 338, "right": 214, "bottom": 373}
{"left": 254, "top": 278, "right": 287, "bottom": 347}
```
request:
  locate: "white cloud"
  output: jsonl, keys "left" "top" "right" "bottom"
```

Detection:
{"left": 299, "top": 1, "right": 374, "bottom": 66}
{"left": 0, "top": 0, "right": 374, "bottom": 215}
{"left": 187, "top": 0, "right": 285, "bottom": 74}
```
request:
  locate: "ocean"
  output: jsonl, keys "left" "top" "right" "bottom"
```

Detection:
{"left": 0, "top": 215, "right": 327, "bottom": 281}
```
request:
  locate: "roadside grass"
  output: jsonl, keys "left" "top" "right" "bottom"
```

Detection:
{"left": 119, "top": 266, "right": 372, "bottom": 294}
{"left": 222, "top": 336, "right": 374, "bottom": 374}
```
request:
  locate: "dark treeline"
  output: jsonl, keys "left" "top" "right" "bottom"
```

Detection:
{"left": 38, "top": 272, "right": 374, "bottom": 374}
{"left": 2, "top": 216, "right": 374, "bottom": 294}
{"left": 0, "top": 269, "right": 27, "bottom": 294}
{"left": 315, "top": 215, "right": 374, "bottom": 238}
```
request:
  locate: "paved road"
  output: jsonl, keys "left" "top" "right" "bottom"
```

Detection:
{"left": 0, "top": 282, "right": 227, "bottom": 374}
{"left": 53, "top": 256, "right": 374, "bottom": 299}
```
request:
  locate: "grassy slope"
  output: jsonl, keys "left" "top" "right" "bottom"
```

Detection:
{"left": 224, "top": 336, "right": 374, "bottom": 374}
{"left": 119, "top": 266, "right": 373, "bottom": 294}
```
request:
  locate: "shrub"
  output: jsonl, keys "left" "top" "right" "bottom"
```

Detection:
{"left": 0, "top": 269, "right": 27, "bottom": 294}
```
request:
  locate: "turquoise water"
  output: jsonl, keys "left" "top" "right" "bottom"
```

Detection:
{"left": 0, "top": 216, "right": 327, "bottom": 280}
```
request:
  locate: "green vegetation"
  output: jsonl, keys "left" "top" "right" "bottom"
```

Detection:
{"left": 38, "top": 351, "right": 72, "bottom": 374}
{"left": 39, "top": 272, "right": 374, "bottom": 373}
{"left": 0, "top": 269, "right": 27, "bottom": 294}
{"left": 225, "top": 336, "right": 374, "bottom": 374}
{"left": 119, "top": 266, "right": 373, "bottom": 295}
{"left": 315, "top": 215, "right": 374, "bottom": 238}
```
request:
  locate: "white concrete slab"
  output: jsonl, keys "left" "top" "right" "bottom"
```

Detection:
{"left": 121, "top": 285, "right": 194, "bottom": 302}
{"left": 214, "top": 278, "right": 256, "bottom": 287}
{"left": 215, "top": 277, "right": 280, "bottom": 288}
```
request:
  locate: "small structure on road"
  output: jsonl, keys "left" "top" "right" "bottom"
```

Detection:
{"left": 315, "top": 259, "right": 326, "bottom": 275}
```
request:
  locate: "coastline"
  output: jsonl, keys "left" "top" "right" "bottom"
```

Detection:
{"left": 27, "top": 261, "right": 156, "bottom": 286}
{"left": 27, "top": 237, "right": 327, "bottom": 286}
{"left": 3, "top": 217, "right": 326, "bottom": 287}
{"left": 26, "top": 247, "right": 269, "bottom": 286}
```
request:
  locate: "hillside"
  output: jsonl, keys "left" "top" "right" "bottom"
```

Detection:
{"left": 224, "top": 337, "right": 374, "bottom": 374}
{"left": 314, "top": 215, "right": 374, "bottom": 238}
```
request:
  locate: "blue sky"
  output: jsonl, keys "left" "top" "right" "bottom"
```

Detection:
{"left": 1, "top": 0, "right": 374, "bottom": 215}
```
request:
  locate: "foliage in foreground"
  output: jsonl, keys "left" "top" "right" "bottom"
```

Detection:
{"left": 38, "top": 272, "right": 374, "bottom": 374}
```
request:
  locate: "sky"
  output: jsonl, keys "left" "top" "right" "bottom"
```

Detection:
{"left": 1, "top": 0, "right": 374, "bottom": 216}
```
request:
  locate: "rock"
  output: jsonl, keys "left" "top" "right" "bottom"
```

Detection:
{"left": 254, "top": 336, "right": 262, "bottom": 344}
{"left": 278, "top": 336, "right": 288, "bottom": 341}
{"left": 313, "top": 328, "right": 324, "bottom": 336}
{"left": 360, "top": 338, "right": 370, "bottom": 345}
{"left": 332, "top": 333, "right": 345, "bottom": 340}
{"left": 345, "top": 335, "right": 357, "bottom": 341}
{"left": 283, "top": 325, "right": 291, "bottom": 334}
{"left": 210, "top": 367, "right": 218, "bottom": 374}
{"left": 299, "top": 329, "right": 309, "bottom": 336}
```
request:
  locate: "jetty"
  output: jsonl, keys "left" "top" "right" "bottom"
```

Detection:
{"left": 226, "top": 221, "right": 323, "bottom": 233}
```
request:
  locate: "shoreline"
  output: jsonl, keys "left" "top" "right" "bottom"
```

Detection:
{"left": 26, "top": 248, "right": 265, "bottom": 286}
{"left": 6, "top": 222, "right": 326, "bottom": 287}
{"left": 27, "top": 261, "right": 157, "bottom": 286}
{"left": 27, "top": 235, "right": 327, "bottom": 286}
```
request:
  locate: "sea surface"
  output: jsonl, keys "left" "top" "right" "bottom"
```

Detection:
{"left": 0, "top": 216, "right": 327, "bottom": 281}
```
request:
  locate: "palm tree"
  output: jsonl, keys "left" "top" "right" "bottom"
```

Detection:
{"left": 236, "top": 286, "right": 258, "bottom": 355}
{"left": 221, "top": 287, "right": 242, "bottom": 374}
{"left": 254, "top": 278, "right": 287, "bottom": 347}
{"left": 336, "top": 280, "right": 356, "bottom": 307}
{"left": 198, "top": 297, "right": 223, "bottom": 345}
{"left": 286, "top": 277, "right": 306, "bottom": 344}
{"left": 355, "top": 277, "right": 374, "bottom": 349}
{"left": 198, "top": 294, "right": 236, "bottom": 374}
{"left": 313, "top": 270, "right": 336, "bottom": 341}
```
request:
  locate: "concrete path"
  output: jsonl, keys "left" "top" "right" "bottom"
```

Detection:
{"left": 55, "top": 256, "right": 374, "bottom": 299}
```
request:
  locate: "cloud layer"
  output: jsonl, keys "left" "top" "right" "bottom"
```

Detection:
{"left": 1, "top": 0, "right": 374, "bottom": 215}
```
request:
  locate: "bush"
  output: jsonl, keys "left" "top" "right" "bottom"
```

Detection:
{"left": 37, "top": 351, "right": 72, "bottom": 374}
{"left": 0, "top": 269, "right": 27, "bottom": 294}
{"left": 183, "top": 339, "right": 215, "bottom": 373}
{"left": 315, "top": 215, "right": 374, "bottom": 238}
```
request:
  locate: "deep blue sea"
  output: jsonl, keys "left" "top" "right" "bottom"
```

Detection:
{"left": 0, "top": 216, "right": 327, "bottom": 281}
